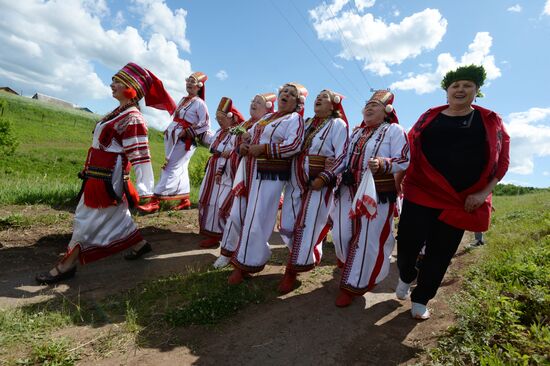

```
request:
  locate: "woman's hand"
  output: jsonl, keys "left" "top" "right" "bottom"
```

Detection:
{"left": 179, "top": 129, "right": 188, "bottom": 139}
{"left": 464, "top": 191, "right": 488, "bottom": 212}
{"left": 241, "top": 132, "right": 251, "bottom": 143}
{"left": 310, "top": 177, "right": 325, "bottom": 191}
{"left": 239, "top": 143, "right": 250, "bottom": 156}
{"left": 221, "top": 151, "right": 231, "bottom": 159}
{"left": 368, "top": 158, "right": 382, "bottom": 173}
{"left": 248, "top": 144, "right": 265, "bottom": 157}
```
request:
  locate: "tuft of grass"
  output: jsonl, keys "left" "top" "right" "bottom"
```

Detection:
{"left": 426, "top": 191, "right": 550, "bottom": 365}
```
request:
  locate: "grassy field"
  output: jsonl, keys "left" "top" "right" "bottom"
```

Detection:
{"left": 426, "top": 191, "right": 550, "bottom": 365}
{"left": 0, "top": 91, "right": 209, "bottom": 207}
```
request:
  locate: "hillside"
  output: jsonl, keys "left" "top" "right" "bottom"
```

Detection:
{"left": 0, "top": 92, "right": 209, "bottom": 206}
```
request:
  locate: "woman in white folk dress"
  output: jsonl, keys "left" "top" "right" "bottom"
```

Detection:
{"left": 213, "top": 93, "right": 277, "bottom": 268}
{"left": 36, "top": 62, "right": 175, "bottom": 284}
{"left": 277, "top": 89, "right": 349, "bottom": 294}
{"left": 227, "top": 83, "right": 308, "bottom": 285}
{"left": 198, "top": 97, "right": 244, "bottom": 248}
{"left": 331, "top": 90, "right": 410, "bottom": 307}
{"left": 138, "top": 71, "right": 210, "bottom": 213}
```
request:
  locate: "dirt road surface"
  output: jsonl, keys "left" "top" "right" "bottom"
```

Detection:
{"left": 0, "top": 206, "right": 472, "bottom": 365}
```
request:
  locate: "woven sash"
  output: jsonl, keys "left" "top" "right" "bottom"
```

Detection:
{"left": 256, "top": 158, "right": 291, "bottom": 181}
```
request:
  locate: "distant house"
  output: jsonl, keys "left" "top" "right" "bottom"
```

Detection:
{"left": 0, "top": 87, "right": 19, "bottom": 95}
{"left": 77, "top": 107, "right": 94, "bottom": 113}
{"left": 32, "top": 93, "right": 74, "bottom": 109}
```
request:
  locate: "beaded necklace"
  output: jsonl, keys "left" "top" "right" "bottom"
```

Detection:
{"left": 257, "top": 111, "right": 292, "bottom": 126}
{"left": 303, "top": 116, "right": 330, "bottom": 151}
{"left": 99, "top": 102, "right": 136, "bottom": 124}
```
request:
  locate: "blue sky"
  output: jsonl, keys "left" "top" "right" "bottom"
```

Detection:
{"left": 1, "top": 0, "right": 549, "bottom": 187}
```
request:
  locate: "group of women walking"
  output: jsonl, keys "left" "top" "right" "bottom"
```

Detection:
{"left": 36, "top": 62, "right": 509, "bottom": 320}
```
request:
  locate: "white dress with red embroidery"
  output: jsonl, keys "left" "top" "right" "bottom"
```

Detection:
{"left": 67, "top": 106, "right": 154, "bottom": 264}
{"left": 279, "top": 116, "right": 349, "bottom": 272}
{"left": 217, "top": 119, "right": 260, "bottom": 257}
{"left": 231, "top": 112, "right": 304, "bottom": 273}
{"left": 154, "top": 96, "right": 210, "bottom": 200}
{"left": 198, "top": 128, "right": 235, "bottom": 238}
{"left": 331, "top": 122, "right": 409, "bottom": 294}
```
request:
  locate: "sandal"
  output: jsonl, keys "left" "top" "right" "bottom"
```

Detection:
{"left": 35, "top": 264, "right": 77, "bottom": 285}
{"left": 124, "top": 242, "right": 152, "bottom": 260}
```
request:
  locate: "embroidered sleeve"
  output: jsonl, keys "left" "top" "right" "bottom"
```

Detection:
{"left": 122, "top": 114, "right": 151, "bottom": 166}
{"left": 319, "top": 118, "right": 349, "bottom": 184}
{"left": 266, "top": 113, "right": 305, "bottom": 159}
{"left": 379, "top": 124, "right": 410, "bottom": 174}
{"left": 122, "top": 114, "right": 154, "bottom": 196}
{"left": 192, "top": 99, "right": 210, "bottom": 136}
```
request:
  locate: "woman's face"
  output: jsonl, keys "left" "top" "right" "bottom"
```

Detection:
{"left": 446, "top": 80, "right": 478, "bottom": 108}
{"left": 314, "top": 91, "right": 333, "bottom": 117}
{"left": 277, "top": 85, "right": 299, "bottom": 114}
{"left": 110, "top": 79, "right": 127, "bottom": 102}
{"left": 362, "top": 101, "right": 386, "bottom": 126}
{"left": 216, "top": 111, "right": 233, "bottom": 129}
{"left": 250, "top": 95, "right": 268, "bottom": 119}
{"left": 185, "top": 76, "right": 201, "bottom": 96}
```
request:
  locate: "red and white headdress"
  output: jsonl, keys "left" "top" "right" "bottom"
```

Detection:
{"left": 188, "top": 71, "right": 208, "bottom": 100}
{"left": 257, "top": 92, "right": 277, "bottom": 113}
{"left": 217, "top": 96, "right": 245, "bottom": 126}
{"left": 113, "top": 62, "right": 176, "bottom": 114}
{"left": 279, "top": 82, "right": 308, "bottom": 115}
{"left": 367, "top": 90, "right": 398, "bottom": 124}
{"left": 323, "top": 89, "right": 348, "bottom": 125}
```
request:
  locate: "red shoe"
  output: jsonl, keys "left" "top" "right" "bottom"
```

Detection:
{"left": 174, "top": 198, "right": 191, "bottom": 211}
{"left": 277, "top": 268, "right": 297, "bottom": 294}
{"left": 199, "top": 237, "right": 220, "bottom": 248}
{"left": 228, "top": 268, "right": 245, "bottom": 285}
{"left": 335, "top": 289, "right": 355, "bottom": 307}
{"left": 137, "top": 197, "right": 160, "bottom": 214}
{"left": 337, "top": 259, "right": 345, "bottom": 268}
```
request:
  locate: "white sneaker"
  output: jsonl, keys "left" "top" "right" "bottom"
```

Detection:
{"left": 213, "top": 255, "right": 231, "bottom": 269}
{"left": 411, "top": 302, "right": 431, "bottom": 320}
{"left": 396, "top": 278, "right": 411, "bottom": 300}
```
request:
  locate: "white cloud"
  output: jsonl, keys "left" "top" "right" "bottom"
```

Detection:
{"left": 354, "top": 0, "right": 375, "bottom": 12}
{"left": 391, "top": 32, "right": 501, "bottom": 94}
{"left": 544, "top": 0, "right": 550, "bottom": 15}
{"left": 507, "top": 4, "right": 522, "bottom": 12}
{"left": 393, "top": 9, "right": 400, "bottom": 17}
{"left": 505, "top": 107, "right": 550, "bottom": 175}
{"left": 0, "top": 0, "right": 193, "bottom": 131}
{"left": 132, "top": 0, "right": 190, "bottom": 53}
{"left": 543, "top": 171, "right": 550, "bottom": 176}
{"left": 216, "top": 70, "right": 228, "bottom": 81}
{"left": 112, "top": 11, "right": 126, "bottom": 28}
{"left": 310, "top": 0, "right": 350, "bottom": 23}
{"left": 332, "top": 62, "right": 344, "bottom": 69}
{"left": 310, "top": 5, "right": 447, "bottom": 76}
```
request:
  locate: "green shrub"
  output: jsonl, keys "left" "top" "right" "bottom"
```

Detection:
{"left": 0, "top": 117, "right": 19, "bottom": 156}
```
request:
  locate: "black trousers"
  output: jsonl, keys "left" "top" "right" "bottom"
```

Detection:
{"left": 396, "top": 199, "right": 464, "bottom": 305}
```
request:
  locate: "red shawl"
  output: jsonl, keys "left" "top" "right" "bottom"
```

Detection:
{"left": 403, "top": 104, "right": 510, "bottom": 231}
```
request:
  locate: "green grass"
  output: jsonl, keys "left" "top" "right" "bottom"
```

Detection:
{"left": 426, "top": 191, "right": 550, "bottom": 365}
{"left": 0, "top": 92, "right": 209, "bottom": 207}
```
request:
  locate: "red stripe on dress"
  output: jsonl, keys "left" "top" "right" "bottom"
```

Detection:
{"left": 367, "top": 202, "right": 395, "bottom": 289}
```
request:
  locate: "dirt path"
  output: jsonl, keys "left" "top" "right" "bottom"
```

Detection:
{"left": 0, "top": 206, "right": 474, "bottom": 365}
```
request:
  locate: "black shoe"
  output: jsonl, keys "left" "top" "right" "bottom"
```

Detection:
{"left": 35, "top": 265, "right": 77, "bottom": 285}
{"left": 469, "top": 240, "right": 485, "bottom": 248}
{"left": 124, "top": 242, "right": 152, "bottom": 260}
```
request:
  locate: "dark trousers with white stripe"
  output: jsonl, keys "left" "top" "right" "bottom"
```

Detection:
{"left": 396, "top": 199, "right": 464, "bottom": 305}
